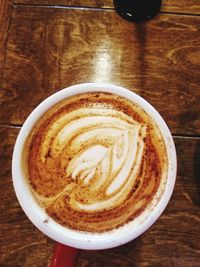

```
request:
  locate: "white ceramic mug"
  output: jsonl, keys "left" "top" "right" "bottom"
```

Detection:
{"left": 12, "top": 83, "right": 176, "bottom": 254}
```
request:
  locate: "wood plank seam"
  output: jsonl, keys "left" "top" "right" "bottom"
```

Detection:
{"left": 160, "top": 11, "right": 200, "bottom": 17}
{"left": 12, "top": 3, "right": 200, "bottom": 17}
{"left": 13, "top": 3, "right": 114, "bottom": 10}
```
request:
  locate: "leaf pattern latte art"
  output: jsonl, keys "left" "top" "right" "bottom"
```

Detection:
{"left": 25, "top": 93, "right": 168, "bottom": 232}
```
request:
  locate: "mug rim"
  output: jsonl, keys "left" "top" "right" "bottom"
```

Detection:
{"left": 12, "top": 82, "right": 177, "bottom": 250}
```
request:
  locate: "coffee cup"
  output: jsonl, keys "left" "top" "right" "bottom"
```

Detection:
{"left": 12, "top": 83, "right": 176, "bottom": 255}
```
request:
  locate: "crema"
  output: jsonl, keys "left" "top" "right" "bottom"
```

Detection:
{"left": 24, "top": 92, "right": 168, "bottom": 232}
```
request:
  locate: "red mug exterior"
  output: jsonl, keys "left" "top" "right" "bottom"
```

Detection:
{"left": 50, "top": 244, "right": 79, "bottom": 267}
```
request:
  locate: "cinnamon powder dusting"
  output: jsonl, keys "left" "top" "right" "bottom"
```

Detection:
{"left": 24, "top": 92, "right": 168, "bottom": 232}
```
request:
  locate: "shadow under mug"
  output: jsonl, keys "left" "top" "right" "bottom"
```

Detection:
{"left": 12, "top": 83, "right": 177, "bottom": 266}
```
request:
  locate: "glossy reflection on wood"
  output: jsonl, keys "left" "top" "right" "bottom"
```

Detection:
{"left": 1, "top": 126, "right": 200, "bottom": 266}
{"left": 0, "top": 6, "right": 200, "bottom": 135}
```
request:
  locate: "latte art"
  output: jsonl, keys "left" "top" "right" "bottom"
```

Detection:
{"left": 25, "top": 92, "right": 168, "bottom": 232}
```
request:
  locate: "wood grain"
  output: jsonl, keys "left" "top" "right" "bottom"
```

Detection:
{"left": 13, "top": 0, "right": 200, "bottom": 15}
{"left": 0, "top": 0, "right": 13, "bottom": 86}
{"left": 0, "top": 6, "right": 199, "bottom": 135}
{"left": 163, "top": 0, "right": 200, "bottom": 15}
{"left": 1, "top": 1, "right": 200, "bottom": 267}
{"left": 13, "top": 0, "right": 113, "bottom": 8}
{"left": 0, "top": 126, "right": 55, "bottom": 267}
{"left": 1, "top": 125, "right": 200, "bottom": 266}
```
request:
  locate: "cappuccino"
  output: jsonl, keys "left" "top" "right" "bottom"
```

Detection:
{"left": 23, "top": 92, "right": 168, "bottom": 232}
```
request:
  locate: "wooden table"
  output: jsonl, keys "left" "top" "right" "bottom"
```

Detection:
{"left": 1, "top": 1, "right": 200, "bottom": 266}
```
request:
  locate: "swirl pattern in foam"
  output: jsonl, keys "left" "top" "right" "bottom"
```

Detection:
{"left": 24, "top": 92, "right": 168, "bottom": 232}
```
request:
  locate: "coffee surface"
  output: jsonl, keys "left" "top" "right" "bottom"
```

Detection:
{"left": 24, "top": 92, "right": 168, "bottom": 232}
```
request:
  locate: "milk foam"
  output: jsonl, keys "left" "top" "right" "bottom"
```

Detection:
{"left": 26, "top": 92, "right": 168, "bottom": 232}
